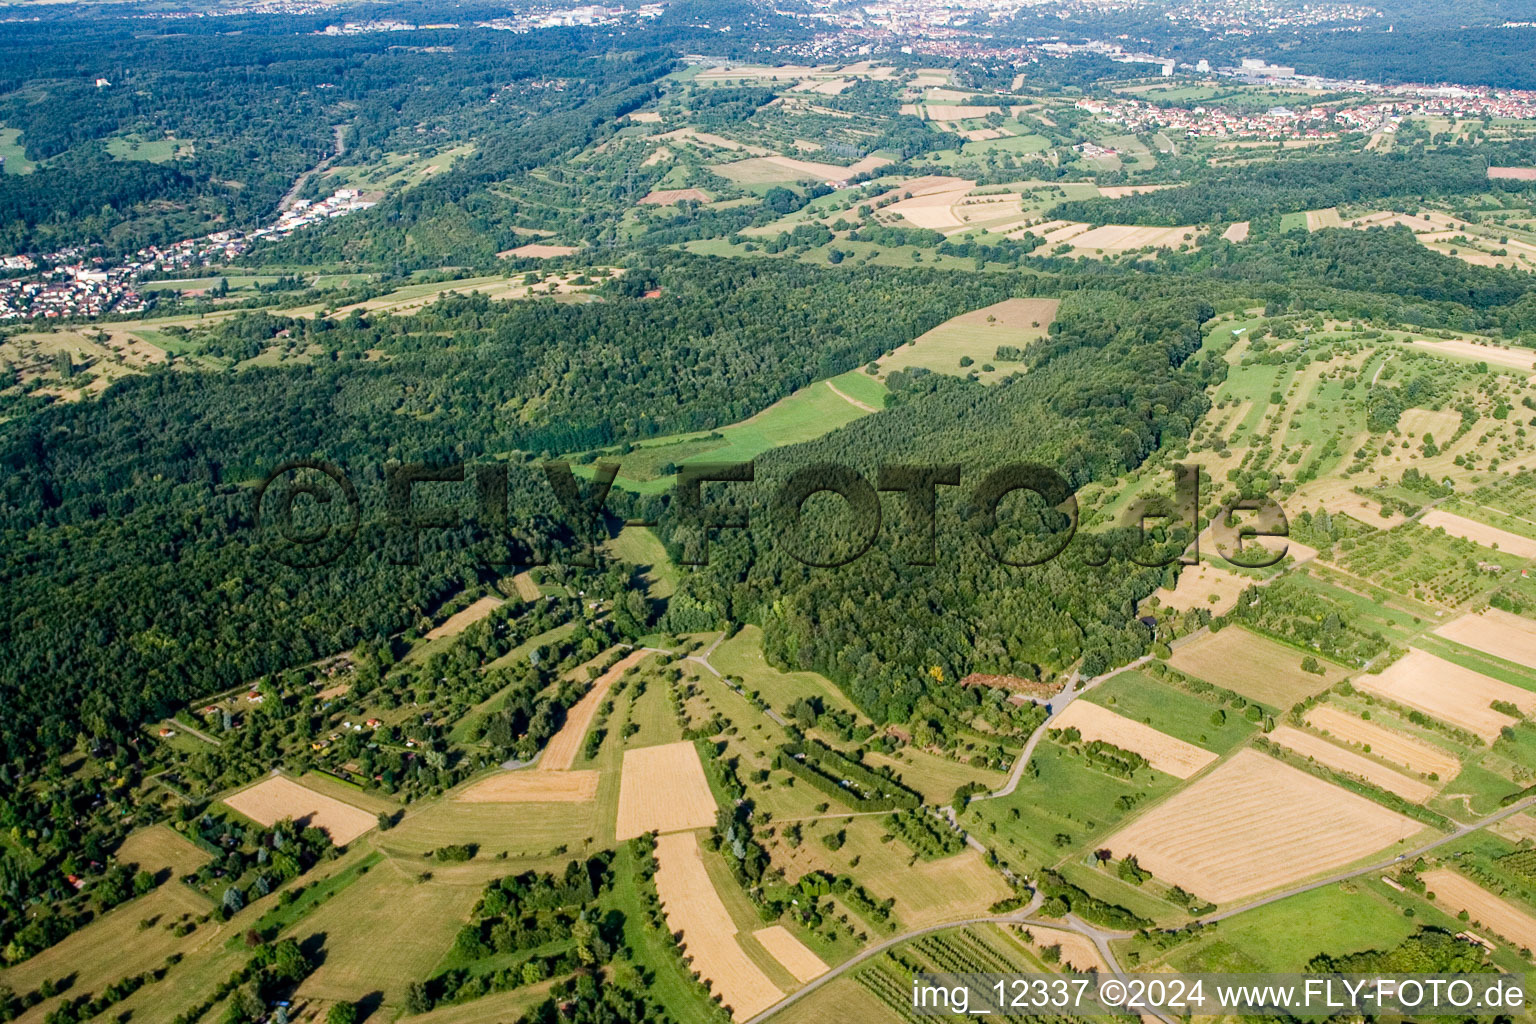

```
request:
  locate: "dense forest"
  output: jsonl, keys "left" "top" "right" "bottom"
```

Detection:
{"left": 1050, "top": 153, "right": 1529, "bottom": 228}
{"left": 0, "top": 257, "right": 1018, "bottom": 764}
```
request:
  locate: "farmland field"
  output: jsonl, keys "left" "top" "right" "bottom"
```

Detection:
{"left": 1268, "top": 724, "right": 1435, "bottom": 801}
{"left": 1357, "top": 649, "right": 1534, "bottom": 741}
{"left": 223, "top": 773, "right": 378, "bottom": 845}
{"left": 872, "top": 297, "right": 1056, "bottom": 382}
{"left": 1304, "top": 703, "right": 1461, "bottom": 779}
{"left": 1422, "top": 868, "right": 1536, "bottom": 953}
{"left": 1051, "top": 699, "right": 1217, "bottom": 778}
{"left": 614, "top": 741, "right": 718, "bottom": 839}
{"left": 1169, "top": 627, "right": 1348, "bottom": 708}
{"left": 1105, "top": 749, "right": 1425, "bottom": 904}
{"left": 654, "top": 831, "right": 783, "bottom": 1020}
{"left": 1436, "top": 610, "right": 1536, "bottom": 670}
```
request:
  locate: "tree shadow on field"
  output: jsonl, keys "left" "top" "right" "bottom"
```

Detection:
{"left": 357, "top": 990, "right": 385, "bottom": 1021}
{"left": 299, "top": 930, "right": 329, "bottom": 969}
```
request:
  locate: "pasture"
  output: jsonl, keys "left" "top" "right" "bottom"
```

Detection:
{"left": 1104, "top": 750, "right": 1425, "bottom": 904}
{"left": 1086, "top": 670, "right": 1259, "bottom": 752}
{"left": 872, "top": 297, "right": 1057, "bottom": 383}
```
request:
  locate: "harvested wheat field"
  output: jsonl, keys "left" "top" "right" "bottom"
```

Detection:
{"left": 1489, "top": 167, "right": 1536, "bottom": 180}
{"left": 114, "top": 823, "right": 211, "bottom": 877}
{"left": 1409, "top": 339, "right": 1536, "bottom": 372}
{"left": 1105, "top": 749, "right": 1423, "bottom": 904}
{"left": 541, "top": 649, "right": 652, "bottom": 771}
{"left": 1357, "top": 649, "right": 1534, "bottom": 741}
{"left": 1420, "top": 509, "right": 1536, "bottom": 560}
{"left": 1422, "top": 868, "right": 1536, "bottom": 951}
{"left": 456, "top": 770, "right": 599, "bottom": 803}
{"left": 1053, "top": 700, "right": 1217, "bottom": 779}
{"left": 711, "top": 154, "right": 888, "bottom": 185}
{"left": 223, "top": 774, "right": 378, "bottom": 845}
{"left": 1156, "top": 560, "right": 1251, "bottom": 616}
{"left": 1068, "top": 223, "right": 1199, "bottom": 252}
{"left": 1269, "top": 725, "right": 1434, "bottom": 802}
{"left": 1304, "top": 207, "right": 1343, "bottom": 230}
{"left": 615, "top": 740, "right": 717, "bottom": 840}
{"left": 511, "top": 571, "right": 542, "bottom": 601}
{"left": 753, "top": 925, "right": 829, "bottom": 982}
{"left": 655, "top": 832, "right": 783, "bottom": 1019}
{"left": 1436, "top": 609, "right": 1536, "bottom": 670}
{"left": 886, "top": 181, "right": 976, "bottom": 230}
{"left": 1025, "top": 927, "right": 1106, "bottom": 972}
{"left": 640, "top": 187, "right": 712, "bottom": 205}
{"left": 500, "top": 243, "right": 578, "bottom": 259}
{"left": 1168, "top": 627, "right": 1346, "bottom": 708}
{"left": 425, "top": 595, "right": 503, "bottom": 640}
{"left": 1304, "top": 704, "right": 1460, "bottom": 779}
{"left": 1221, "top": 221, "right": 1251, "bottom": 242}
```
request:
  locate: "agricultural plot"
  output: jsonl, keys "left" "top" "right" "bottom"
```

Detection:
{"left": 454, "top": 770, "right": 600, "bottom": 803}
{"left": 711, "top": 626, "right": 863, "bottom": 718}
{"left": 541, "top": 648, "right": 652, "bottom": 771}
{"left": 654, "top": 832, "right": 783, "bottom": 1020}
{"left": 1065, "top": 223, "right": 1200, "bottom": 254}
{"left": 1356, "top": 649, "right": 1533, "bottom": 742}
{"left": 293, "top": 853, "right": 491, "bottom": 1010}
{"left": 223, "top": 774, "right": 377, "bottom": 845}
{"left": 1086, "top": 670, "right": 1258, "bottom": 753}
{"left": 0, "top": 880, "right": 219, "bottom": 1021}
{"left": 114, "top": 823, "right": 212, "bottom": 878}
{"left": 1104, "top": 749, "right": 1424, "bottom": 904}
{"left": 1168, "top": 627, "right": 1347, "bottom": 709}
{"left": 1268, "top": 725, "right": 1435, "bottom": 802}
{"left": 1420, "top": 510, "right": 1536, "bottom": 560}
{"left": 1422, "top": 868, "right": 1536, "bottom": 953}
{"left": 873, "top": 297, "right": 1057, "bottom": 383}
{"left": 1437, "top": 610, "right": 1536, "bottom": 670}
{"left": 423, "top": 595, "right": 503, "bottom": 640}
{"left": 753, "top": 925, "right": 830, "bottom": 982}
{"left": 711, "top": 154, "right": 889, "bottom": 185}
{"left": 1154, "top": 560, "right": 1253, "bottom": 616}
{"left": 1051, "top": 700, "right": 1217, "bottom": 779}
{"left": 1304, "top": 704, "right": 1461, "bottom": 780}
{"left": 614, "top": 741, "right": 717, "bottom": 840}
{"left": 770, "top": 816, "right": 1010, "bottom": 928}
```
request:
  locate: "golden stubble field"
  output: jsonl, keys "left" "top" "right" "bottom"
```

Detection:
{"left": 1356, "top": 649, "right": 1535, "bottom": 742}
{"left": 541, "top": 649, "right": 652, "bottom": 772}
{"left": 1105, "top": 749, "right": 1424, "bottom": 904}
{"left": 1052, "top": 699, "right": 1217, "bottom": 779}
{"left": 1435, "top": 609, "right": 1536, "bottom": 671}
{"left": 1168, "top": 627, "right": 1347, "bottom": 708}
{"left": 224, "top": 773, "right": 378, "bottom": 846}
{"left": 654, "top": 832, "right": 783, "bottom": 1020}
{"left": 1422, "top": 868, "right": 1536, "bottom": 952}
{"left": 1304, "top": 704, "right": 1461, "bottom": 779}
{"left": 614, "top": 740, "right": 717, "bottom": 840}
{"left": 1268, "top": 725, "right": 1435, "bottom": 802}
